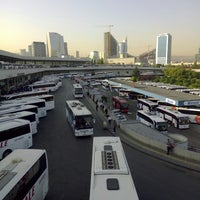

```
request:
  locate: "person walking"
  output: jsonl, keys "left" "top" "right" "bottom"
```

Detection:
{"left": 107, "top": 115, "right": 112, "bottom": 128}
{"left": 113, "top": 120, "right": 117, "bottom": 135}
{"left": 166, "top": 139, "right": 174, "bottom": 155}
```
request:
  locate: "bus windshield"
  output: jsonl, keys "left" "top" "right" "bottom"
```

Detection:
{"left": 75, "top": 115, "right": 93, "bottom": 129}
{"left": 75, "top": 88, "right": 83, "bottom": 95}
{"left": 179, "top": 117, "right": 189, "bottom": 124}
{"left": 121, "top": 102, "right": 129, "bottom": 109}
{"left": 157, "top": 122, "right": 168, "bottom": 131}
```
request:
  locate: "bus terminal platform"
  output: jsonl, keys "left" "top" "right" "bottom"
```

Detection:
{"left": 85, "top": 88, "right": 200, "bottom": 173}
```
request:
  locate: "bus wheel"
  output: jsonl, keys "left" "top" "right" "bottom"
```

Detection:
{"left": 3, "top": 149, "right": 12, "bottom": 158}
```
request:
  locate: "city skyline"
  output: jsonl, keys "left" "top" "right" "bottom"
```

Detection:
{"left": 1, "top": 0, "right": 200, "bottom": 57}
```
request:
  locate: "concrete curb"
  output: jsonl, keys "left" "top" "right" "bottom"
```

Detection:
{"left": 118, "top": 127, "right": 200, "bottom": 172}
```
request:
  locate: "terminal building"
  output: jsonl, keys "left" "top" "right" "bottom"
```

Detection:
{"left": 108, "top": 79, "right": 200, "bottom": 107}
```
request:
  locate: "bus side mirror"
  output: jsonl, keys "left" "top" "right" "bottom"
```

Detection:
{"left": 93, "top": 118, "right": 96, "bottom": 123}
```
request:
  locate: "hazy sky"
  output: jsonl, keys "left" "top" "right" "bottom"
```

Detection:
{"left": 0, "top": 0, "right": 200, "bottom": 57}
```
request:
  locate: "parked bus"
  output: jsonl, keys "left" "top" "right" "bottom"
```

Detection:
{"left": 28, "top": 81, "right": 59, "bottom": 92}
{"left": 112, "top": 96, "right": 129, "bottom": 113}
{"left": 0, "top": 98, "right": 47, "bottom": 118}
{"left": 175, "top": 107, "right": 200, "bottom": 124}
{"left": 73, "top": 83, "right": 84, "bottom": 98}
{"left": 89, "top": 136, "right": 139, "bottom": 200}
{"left": 0, "top": 111, "right": 38, "bottom": 134}
{"left": 101, "top": 79, "right": 110, "bottom": 90}
{"left": 15, "top": 94, "right": 55, "bottom": 111}
{"left": 0, "top": 90, "right": 49, "bottom": 101}
{"left": 156, "top": 106, "right": 190, "bottom": 129}
{"left": 137, "top": 98, "right": 158, "bottom": 112}
{"left": 137, "top": 110, "right": 168, "bottom": 133}
{"left": 0, "top": 119, "right": 33, "bottom": 159}
{"left": 66, "top": 100, "right": 94, "bottom": 136}
{"left": 0, "top": 149, "right": 48, "bottom": 200}
{"left": 0, "top": 105, "right": 39, "bottom": 124}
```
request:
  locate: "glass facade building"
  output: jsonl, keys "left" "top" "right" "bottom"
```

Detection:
{"left": 156, "top": 33, "right": 172, "bottom": 65}
{"left": 118, "top": 38, "right": 127, "bottom": 58}
{"left": 46, "top": 32, "right": 66, "bottom": 57}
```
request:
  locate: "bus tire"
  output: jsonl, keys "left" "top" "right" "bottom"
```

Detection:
{"left": 3, "top": 149, "right": 12, "bottom": 158}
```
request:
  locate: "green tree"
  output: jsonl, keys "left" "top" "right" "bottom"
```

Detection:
{"left": 132, "top": 67, "right": 140, "bottom": 81}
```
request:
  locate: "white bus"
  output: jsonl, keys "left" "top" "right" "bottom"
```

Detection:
{"left": 137, "top": 110, "right": 168, "bottom": 133}
{"left": 0, "top": 90, "right": 49, "bottom": 101}
{"left": 89, "top": 136, "right": 139, "bottom": 200}
{"left": 13, "top": 94, "right": 55, "bottom": 111}
{"left": 0, "top": 119, "right": 33, "bottom": 159}
{"left": 0, "top": 105, "right": 39, "bottom": 124}
{"left": 176, "top": 107, "right": 200, "bottom": 124}
{"left": 66, "top": 100, "right": 94, "bottom": 136}
{"left": 156, "top": 106, "right": 190, "bottom": 129}
{"left": 0, "top": 98, "right": 47, "bottom": 118}
{"left": 29, "top": 81, "right": 59, "bottom": 92}
{"left": 0, "top": 111, "right": 38, "bottom": 134}
{"left": 0, "top": 149, "right": 48, "bottom": 200}
{"left": 73, "top": 83, "right": 84, "bottom": 98}
{"left": 32, "top": 94, "right": 55, "bottom": 111}
{"left": 137, "top": 98, "right": 158, "bottom": 112}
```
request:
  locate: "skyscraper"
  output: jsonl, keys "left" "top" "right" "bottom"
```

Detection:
{"left": 46, "top": 32, "right": 66, "bottom": 57}
{"left": 32, "top": 42, "right": 46, "bottom": 57}
{"left": 118, "top": 37, "right": 128, "bottom": 58}
{"left": 156, "top": 33, "right": 172, "bottom": 65}
{"left": 104, "top": 32, "right": 118, "bottom": 60}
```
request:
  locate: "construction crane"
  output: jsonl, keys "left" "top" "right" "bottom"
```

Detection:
{"left": 107, "top": 24, "right": 114, "bottom": 32}
{"left": 96, "top": 24, "right": 114, "bottom": 33}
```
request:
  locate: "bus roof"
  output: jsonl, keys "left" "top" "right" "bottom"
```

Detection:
{"left": 0, "top": 118, "right": 30, "bottom": 131}
{"left": 0, "top": 149, "right": 46, "bottom": 198}
{"left": 73, "top": 83, "right": 82, "bottom": 88}
{"left": 156, "top": 106, "right": 189, "bottom": 118}
{"left": 0, "top": 98, "right": 45, "bottom": 108}
{"left": 66, "top": 100, "right": 92, "bottom": 116}
{"left": 1, "top": 90, "right": 49, "bottom": 100}
{"left": 90, "top": 137, "right": 139, "bottom": 200}
{"left": 0, "top": 111, "right": 35, "bottom": 123}
{"left": 0, "top": 104, "right": 38, "bottom": 115}
{"left": 112, "top": 96, "right": 128, "bottom": 103}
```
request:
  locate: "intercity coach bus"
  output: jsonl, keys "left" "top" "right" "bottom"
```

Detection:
{"left": 73, "top": 83, "right": 84, "bottom": 98}
{"left": 66, "top": 100, "right": 94, "bottom": 136}
{"left": 89, "top": 136, "right": 139, "bottom": 200}
{"left": 0, "top": 119, "right": 33, "bottom": 159}
{"left": 137, "top": 110, "right": 168, "bottom": 133}
{"left": 0, "top": 149, "right": 49, "bottom": 200}
{"left": 156, "top": 106, "right": 190, "bottom": 129}
{"left": 0, "top": 111, "right": 38, "bottom": 134}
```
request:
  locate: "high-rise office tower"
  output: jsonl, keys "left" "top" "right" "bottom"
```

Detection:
{"left": 32, "top": 42, "right": 46, "bottom": 57}
{"left": 64, "top": 42, "right": 68, "bottom": 56}
{"left": 104, "top": 32, "right": 118, "bottom": 60}
{"left": 118, "top": 37, "right": 128, "bottom": 58}
{"left": 46, "top": 32, "right": 66, "bottom": 57}
{"left": 28, "top": 45, "right": 32, "bottom": 57}
{"left": 156, "top": 33, "right": 172, "bottom": 65}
